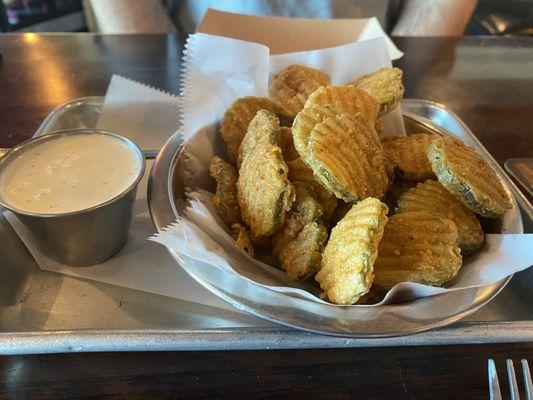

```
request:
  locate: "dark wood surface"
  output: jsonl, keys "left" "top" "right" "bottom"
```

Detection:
{"left": 0, "top": 34, "right": 532, "bottom": 399}
{"left": 1, "top": 344, "right": 533, "bottom": 399}
{"left": 1, "top": 35, "right": 532, "bottom": 164}
{"left": 0, "top": 34, "right": 183, "bottom": 148}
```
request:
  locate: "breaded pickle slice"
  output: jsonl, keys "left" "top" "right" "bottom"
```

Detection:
{"left": 316, "top": 198, "right": 389, "bottom": 305}
{"left": 292, "top": 105, "right": 340, "bottom": 157}
{"left": 269, "top": 65, "right": 331, "bottom": 118}
{"left": 272, "top": 183, "right": 328, "bottom": 280}
{"left": 374, "top": 211, "right": 462, "bottom": 290}
{"left": 351, "top": 67, "right": 404, "bottom": 116}
{"left": 220, "top": 96, "right": 279, "bottom": 163}
{"left": 279, "top": 126, "right": 299, "bottom": 162}
{"left": 306, "top": 113, "right": 389, "bottom": 202}
{"left": 275, "top": 222, "right": 327, "bottom": 280}
{"left": 237, "top": 111, "right": 294, "bottom": 238}
{"left": 382, "top": 133, "right": 437, "bottom": 181}
{"left": 237, "top": 108, "right": 281, "bottom": 168}
{"left": 231, "top": 223, "right": 254, "bottom": 257}
{"left": 427, "top": 137, "right": 512, "bottom": 218}
{"left": 305, "top": 85, "right": 380, "bottom": 124}
{"left": 286, "top": 157, "right": 337, "bottom": 222}
{"left": 396, "top": 180, "right": 484, "bottom": 254}
{"left": 292, "top": 86, "right": 380, "bottom": 169}
{"left": 286, "top": 182, "right": 324, "bottom": 222}
{"left": 209, "top": 156, "right": 241, "bottom": 227}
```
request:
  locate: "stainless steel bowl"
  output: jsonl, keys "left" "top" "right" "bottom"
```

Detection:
{"left": 147, "top": 99, "right": 524, "bottom": 338}
{"left": 0, "top": 129, "right": 145, "bottom": 266}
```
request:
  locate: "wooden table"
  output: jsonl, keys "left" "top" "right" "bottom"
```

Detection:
{"left": 0, "top": 34, "right": 532, "bottom": 399}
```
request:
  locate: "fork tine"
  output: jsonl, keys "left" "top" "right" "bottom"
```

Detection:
{"left": 507, "top": 359, "right": 521, "bottom": 400}
{"left": 522, "top": 359, "right": 532, "bottom": 400}
{"left": 489, "top": 359, "right": 503, "bottom": 400}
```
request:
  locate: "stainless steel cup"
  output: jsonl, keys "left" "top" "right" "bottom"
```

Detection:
{"left": 0, "top": 129, "right": 145, "bottom": 266}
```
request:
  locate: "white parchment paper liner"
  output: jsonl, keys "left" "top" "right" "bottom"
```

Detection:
{"left": 150, "top": 32, "right": 533, "bottom": 307}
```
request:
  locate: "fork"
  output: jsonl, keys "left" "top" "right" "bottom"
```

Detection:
{"left": 488, "top": 359, "right": 533, "bottom": 400}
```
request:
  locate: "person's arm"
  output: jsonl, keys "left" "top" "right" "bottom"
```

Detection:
{"left": 392, "top": 0, "right": 477, "bottom": 37}
{"left": 86, "top": 0, "right": 176, "bottom": 34}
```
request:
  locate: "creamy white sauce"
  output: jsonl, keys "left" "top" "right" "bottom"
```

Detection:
{"left": 0, "top": 134, "right": 141, "bottom": 214}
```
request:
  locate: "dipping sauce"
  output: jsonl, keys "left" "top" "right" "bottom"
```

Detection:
{"left": 0, "top": 133, "right": 142, "bottom": 214}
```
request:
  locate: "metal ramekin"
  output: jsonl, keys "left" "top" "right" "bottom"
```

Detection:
{"left": 0, "top": 129, "right": 145, "bottom": 266}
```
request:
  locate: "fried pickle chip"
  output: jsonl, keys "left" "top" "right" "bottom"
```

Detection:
{"left": 316, "top": 198, "right": 389, "bottom": 305}
{"left": 272, "top": 183, "right": 327, "bottom": 280}
{"left": 269, "top": 65, "right": 331, "bottom": 118}
{"left": 351, "top": 67, "right": 404, "bottom": 116}
{"left": 292, "top": 86, "right": 383, "bottom": 189}
{"left": 292, "top": 105, "right": 340, "bottom": 157}
{"left": 237, "top": 110, "right": 294, "bottom": 238}
{"left": 288, "top": 182, "right": 324, "bottom": 222}
{"left": 231, "top": 223, "right": 254, "bottom": 257}
{"left": 237, "top": 109, "right": 280, "bottom": 169}
{"left": 427, "top": 137, "right": 512, "bottom": 218}
{"left": 396, "top": 180, "right": 484, "bottom": 254}
{"left": 381, "top": 133, "right": 437, "bottom": 181}
{"left": 209, "top": 156, "right": 241, "bottom": 226}
{"left": 275, "top": 222, "right": 327, "bottom": 280}
{"left": 286, "top": 157, "right": 337, "bottom": 222}
{"left": 279, "top": 127, "right": 299, "bottom": 162}
{"left": 374, "top": 211, "right": 462, "bottom": 290}
{"left": 306, "top": 113, "right": 389, "bottom": 202}
{"left": 220, "top": 96, "right": 279, "bottom": 163}
{"left": 304, "top": 85, "right": 380, "bottom": 124}
{"left": 291, "top": 86, "right": 379, "bottom": 158}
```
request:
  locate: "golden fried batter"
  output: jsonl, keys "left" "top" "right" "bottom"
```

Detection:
{"left": 272, "top": 183, "right": 327, "bottom": 280}
{"left": 427, "top": 137, "right": 512, "bottom": 218}
{"left": 209, "top": 156, "right": 241, "bottom": 226}
{"left": 304, "top": 85, "right": 380, "bottom": 124}
{"left": 291, "top": 87, "right": 383, "bottom": 202}
{"left": 269, "top": 65, "right": 331, "bottom": 118}
{"left": 396, "top": 180, "right": 484, "bottom": 254}
{"left": 374, "top": 211, "right": 462, "bottom": 290}
{"left": 237, "top": 110, "right": 294, "bottom": 238}
{"left": 286, "top": 157, "right": 337, "bottom": 222}
{"left": 237, "top": 109, "right": 281, "bottom": 169}
{"left": 231, "top": 223, "right": 254, "bottom": 257}
{"left": 381, "top": 133, "right": 437, "bottom": 181}
{"left": 306, "top": 113, "right": 389, "bottom": 202}
{"left": 279, "top": 127, "right": 299, "bottom": 162}
{"left": 316, "top": 198, "right": 389, "bottom": 305}
{"left": 288, "top": 182, "right": 324, "bottom": 222}
{"left": 351, "top": 67, "right": 404, "bottom": 116}
{"left": 292, "top": 105, "right": 341, "bottom": 157}
{"left": 210, "top": 66, "right": 497, "bottom": 300}
{"left": 220, "top": 96, "right": 279, "bottom": 163}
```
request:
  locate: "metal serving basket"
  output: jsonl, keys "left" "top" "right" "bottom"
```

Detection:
{"left": 147, "top": 98, "right": 529, "bottom": 337}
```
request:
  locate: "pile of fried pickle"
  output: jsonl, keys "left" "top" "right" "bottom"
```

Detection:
{"left": 209, "top": 65, "right": 512, "bottom": 305}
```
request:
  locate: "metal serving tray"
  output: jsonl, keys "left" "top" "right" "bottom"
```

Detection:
{"left": 0, "top": 97, "right": 531, "bottom": 354}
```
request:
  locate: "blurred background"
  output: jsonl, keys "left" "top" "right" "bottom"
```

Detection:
{"left": 0, "top": 0, "right": 84, "bottom": 32}
{"left": 0, "top": 0, "right": 531, "bottom": 35}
